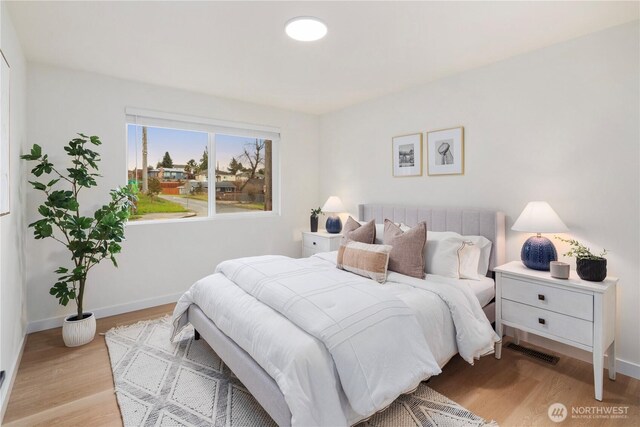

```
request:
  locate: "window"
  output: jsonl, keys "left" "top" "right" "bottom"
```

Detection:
{"left": 126, "top": 110, "right": 279, "bottom": 222}
{"left": 214, "top": 134, "right": 274, "bottom": 214}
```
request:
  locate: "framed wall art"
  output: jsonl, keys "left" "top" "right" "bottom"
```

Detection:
{"left": 392, "top": 133, "right": 422, "bottom": 177}
{"left": 0, "top": 50, "right": 10, "bottom": 216}
{"left": 427, "top": 126, "right": 464, "bottom": 176}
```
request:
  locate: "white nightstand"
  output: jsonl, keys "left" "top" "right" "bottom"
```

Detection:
{"left": 301, "top": 231, "right": 342, "bottom": 257}
{"left": 494, "top": 261, "right": 617, "bottom": 401}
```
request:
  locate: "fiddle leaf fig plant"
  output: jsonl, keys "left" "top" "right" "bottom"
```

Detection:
{"left": 21, "top": 134, "right": 135, "bottom": 320}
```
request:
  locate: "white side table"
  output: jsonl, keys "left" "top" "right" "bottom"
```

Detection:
{"left": 494, "top": 261, "right": 617, "bottom": 401}
{"left": 301, "top": 231, "right": 342, "bottom": 257}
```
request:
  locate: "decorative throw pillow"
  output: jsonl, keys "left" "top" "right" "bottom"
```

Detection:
{"left": 341, "top": 217, "right": 375, "bottom": 245}
{"left": 336, "top": 241, "right": 392, "bottom": 284}
{"left": 383, "top": 220, "right": 427, "bottom": 279}
{"left": 359, "top": 221, "right": 386, "bottom": 244}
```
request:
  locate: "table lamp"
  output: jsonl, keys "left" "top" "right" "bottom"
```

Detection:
{"left": 321, "top": 196, "right": 345, "bottom": 234}
{"left": 512, "top": 201, "right": 568, "bottom": 271}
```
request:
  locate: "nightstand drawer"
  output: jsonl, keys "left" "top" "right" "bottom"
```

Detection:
{"left": 302, "top": 234, "right": 332, "bottom": 252}
{"left": 502, "top": 299, "right": 593, "bottom": 347}
{"left": 502, "top": 275, "right": 593, "bottom": 321}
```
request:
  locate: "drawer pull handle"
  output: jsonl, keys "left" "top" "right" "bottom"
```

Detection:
{"left": 538, "top": 318, "right": 546, "bottom": 325}
{"left": 538, "top": 294, "right": 545, "bottom": 301}
{"left": 312, "top": 242, "right": 316, "bottom": 245}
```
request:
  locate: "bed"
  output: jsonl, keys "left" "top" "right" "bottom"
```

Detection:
{"left": 172, "top": 204, "right": 506, "bottom": 426}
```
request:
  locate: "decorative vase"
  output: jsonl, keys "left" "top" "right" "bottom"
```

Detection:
{"left": 576, "top": 258, "right": 607, "bottom": 282}
{"left": 520, "top": 235, "right": 557, "bottom": 271}
{"left": 62, "top": 312, "right": 96, "bottom": 347}
{"left": 310, "top": 215, "right": 319, "bottom": 232}
{"left": 325, "top": 215, "right": 343, "bottom": 234}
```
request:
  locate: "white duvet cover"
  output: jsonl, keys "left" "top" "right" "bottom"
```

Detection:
{"left": 172, "top": 252, "right": 498, "bottom": 426}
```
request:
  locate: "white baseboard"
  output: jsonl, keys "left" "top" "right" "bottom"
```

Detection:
{"left": 0, "top": 334, "right": 26, "bottom": 423}
{"left": 505, "top": 327, "right": 640, "bottom": 380}
{"left": 26, "top": 292, "right": 183, "bottom": 334}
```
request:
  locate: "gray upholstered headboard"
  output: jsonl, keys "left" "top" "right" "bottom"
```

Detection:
{"left": 358, "top": 204, "right": 506, "bottom": 273}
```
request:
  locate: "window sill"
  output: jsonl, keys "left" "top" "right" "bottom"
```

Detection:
{"left": 126, "top": 211, "right": 280, "bottom": 226}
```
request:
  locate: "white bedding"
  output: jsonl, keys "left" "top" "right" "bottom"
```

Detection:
{"left": 214, "top": 255, "right": 442, "bottom": 416}
{"left": 467, "top": 276, "right": 496, "bottom": 307}
{"left": 171, "top": 252, "right": 498, "bottom": 426}
{"left": 425, "top": 274, "right": 496, "bottom": 308}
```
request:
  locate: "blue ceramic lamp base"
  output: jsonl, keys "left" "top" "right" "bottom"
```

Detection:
{"left": 325, "top": 215, "right": 342, "bottom": 234}
{"left": 521, "top": 235, "right": 558, "bottom": 271}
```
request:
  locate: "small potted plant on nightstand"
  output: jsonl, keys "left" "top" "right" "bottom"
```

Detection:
{"left": 556, "top": 237, "right": 607, "bottom": 282}
{"left": 22, "top": 135, "right": 134, "bottom": 347}
{"left": 310, "top": 207, "right": 323, "bottom": 232}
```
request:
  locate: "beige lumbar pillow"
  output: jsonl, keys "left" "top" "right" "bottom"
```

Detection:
{"left": 336, "top": 241, "right": 392, "bottom": 284}
{"left": 341, "top": 217, "right": 376, "bottom": 245}
{"left": 383, "top": 220, "right": 427, "bottom": 279}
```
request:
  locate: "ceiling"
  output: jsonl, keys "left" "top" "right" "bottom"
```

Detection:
{"left": 7, "top": 1, "right": 639, "bottom": 115}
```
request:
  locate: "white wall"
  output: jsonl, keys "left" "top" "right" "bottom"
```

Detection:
{"left": 25, "top": 64, "right": 320, "bottom": 329}
{"left": 320, "top": 22, "right": 639, "bottom": 374}
{"left": 0, "top": 1, "right": 28, "bottom": 418}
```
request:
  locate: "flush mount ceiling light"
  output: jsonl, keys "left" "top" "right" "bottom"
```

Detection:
{"left": 285, "top": 17, "right": 327, "bottom": 41}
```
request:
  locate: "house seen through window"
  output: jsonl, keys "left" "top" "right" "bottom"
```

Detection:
{"left": 127, "top": 123, "right": 275, "bottom": 222}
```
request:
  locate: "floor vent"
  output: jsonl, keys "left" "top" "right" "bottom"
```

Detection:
{"left": 506, "top": 342, "right": 560, "bottom": 365}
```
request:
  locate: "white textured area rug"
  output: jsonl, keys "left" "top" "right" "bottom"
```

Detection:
{"left": 105, "top": 317, "right": 497, "bottom": 427}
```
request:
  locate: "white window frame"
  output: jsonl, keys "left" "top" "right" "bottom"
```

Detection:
{"left": 125, "top": 108, "right": 281, "bottom": 225}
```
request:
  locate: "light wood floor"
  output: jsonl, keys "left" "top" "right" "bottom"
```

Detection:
{"left": 3, "top": 304, "right": 638, "bottom": 426}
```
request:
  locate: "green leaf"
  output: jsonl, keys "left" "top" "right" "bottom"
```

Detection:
{"left": 21, "top": 144, "right": 42, "bottom": 161}
{"left": 37, "top": 205, "right": 52, "bottom": 217}
{"left": 28, "top": 181, "right": 47, "bottom": 191}
{"left": 33, "top": 221, "right": 53, "bottom": 239}
{"left": 49, "top": 282, "right": 75, "bottom": 307}
{"left": 22, "top": 144, "right": 43, "bottom": 160}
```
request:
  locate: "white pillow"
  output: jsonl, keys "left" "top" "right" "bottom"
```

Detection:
{"left": 425, "top": 237, "right": 459, "bottom": 278}
{"left": 358, "top": 221, "right": 395, "bottom": 244}
{"left": 424, "top": 230, "right": 492, "bottom": 277}
{"left": 464, "top": 235, "right": 492, "bottom": 276}
{"left": 374, "top": 224, "right": 385, "bottom": 244}
{"left": 458, "top": 242, "right": 482, "bottom": 280}
{"left": 424, "top": 237, "right": 482, "bottom": 280}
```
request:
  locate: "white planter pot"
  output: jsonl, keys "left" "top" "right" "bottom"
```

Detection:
{"left": 62, "top": 312, "right": 96, "bottom": 347}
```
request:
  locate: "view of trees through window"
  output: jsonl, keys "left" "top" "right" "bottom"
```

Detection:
{"left": 127, "top": 124, "right": 273, "bottom": 221}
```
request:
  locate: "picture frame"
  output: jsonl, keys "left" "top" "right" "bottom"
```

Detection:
{"left": 0, "top": 50, "right": 10, "bottom": 216}
{"left": 392, "top": 133, "right": 422, "bottom": 177}
{"left": 427, "top": 126, "right": 464, "bottom": 176}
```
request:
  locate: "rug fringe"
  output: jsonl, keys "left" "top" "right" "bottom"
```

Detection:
{"left": 105, "top": 314, "right": 173, "bottom": 335}
{"left": 484, "top": 420, "right": 500, "bottom": 427}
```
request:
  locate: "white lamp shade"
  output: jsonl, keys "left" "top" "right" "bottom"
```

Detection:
{"left": 321, "top": 196, "right": 345, "bottom": 213}
{"left": 512, "top": 201, "right": 569, "bottom": 233}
